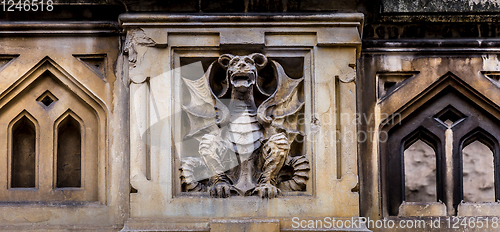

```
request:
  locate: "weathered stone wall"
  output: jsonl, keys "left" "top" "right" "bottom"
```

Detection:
{"left": 121, "top": 14, "right": 365, "bottom": 231}
{"left": 0, "top": 0, "right": 499, "bottom": 231}
{"left": 0, "top": 24, "right": 129, "bottom": 230}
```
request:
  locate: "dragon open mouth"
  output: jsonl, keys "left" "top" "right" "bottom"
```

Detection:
{"left": 230, "top": 72, "right": 256, "bottom": 88}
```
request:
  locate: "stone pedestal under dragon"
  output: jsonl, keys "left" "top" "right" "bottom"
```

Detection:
{"left": 179, "top": 53, "right": 310, "bottom": 199}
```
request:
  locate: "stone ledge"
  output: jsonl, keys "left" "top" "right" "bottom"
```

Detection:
{"left": 0, "top": 22, "right": 120, "bottom": 35}
{"left": 121, "top": 217, "right": 372, "bottom": 232}
{"left": 398, "top": 202, "right": 447, "bottom": 217}
{"left": 119, "top": 13, "right": 364, "bottom": 26}
{"left": 458, "top": 202, "right": 500, "bottom": 216}
{"left": 211, "top": 219, "right": 280, "bottom": 232}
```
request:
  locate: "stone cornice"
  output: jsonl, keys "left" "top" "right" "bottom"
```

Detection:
{"left": 0, "top": 21, "right": 120, "bottom": 35}
{"left": 119, "top": 13, "right": 364, "bottom": 29}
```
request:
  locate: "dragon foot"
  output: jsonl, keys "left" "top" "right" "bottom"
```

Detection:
{"left": 209, "top": 182, "right": 232, "bottom": 198}
{"left": 252, "top": 183, "right": 282, "bottom": 199}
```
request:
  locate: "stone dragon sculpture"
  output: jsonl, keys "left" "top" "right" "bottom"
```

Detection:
{"left": 179, "top": 53, "right": 310, "bottom": 198}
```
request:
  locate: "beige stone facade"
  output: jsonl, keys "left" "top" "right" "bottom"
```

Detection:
{"left": 0, "top": 24, "right": 128, "bottom": 231}
{"left": 1, "top": 1, "right": 500, "bottom": 231}
{"left": 121, "top": 14, "right": 365, "bottom": 231}
{"left": 359, "top": 53, "right": 500, "bottom": 228}
{"left": 0, "top": 13, "right": 368, "bottom": 232}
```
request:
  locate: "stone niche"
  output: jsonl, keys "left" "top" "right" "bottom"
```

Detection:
{"left": 0, "top": 23, "right": 127, "bottom": 230}
{"left": 359, "top": 52, "right": 500, "bottom": 222}
{"left": 122, "top": 14, "right": 366, "bottom": 231}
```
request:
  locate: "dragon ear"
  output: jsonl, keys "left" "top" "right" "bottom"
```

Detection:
{"left": 208, "top": 61, "right": 229, "bottom": 98}
{"left": 250, "top": 53, "right": 268, "bottom": 70}
{"left": 255, "top": 55, "right": 275, "bottom": 97}
{"left": 218, "top": 54, "right": 234, "bottom": 69}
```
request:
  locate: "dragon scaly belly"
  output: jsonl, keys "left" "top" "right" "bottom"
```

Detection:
{"left": 226, "top": 111, "right": 263, "bottom": 154}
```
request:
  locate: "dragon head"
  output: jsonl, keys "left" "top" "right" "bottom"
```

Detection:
{"left": 218, "top": 53, "right": 268, "bottom": 89}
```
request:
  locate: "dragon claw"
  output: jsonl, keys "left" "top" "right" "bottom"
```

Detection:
{"left": 210, "top": 182, "right": 232, "bottom": 198}
{"left": 252, "top": 183, "right": 281, "bottom": 199}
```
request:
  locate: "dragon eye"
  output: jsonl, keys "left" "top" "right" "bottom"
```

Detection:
{"left": 230, "top": 58, "right": 240, "bottom": 66}
{"left": 245, "top": 58, "right": 254, "bottom": 65}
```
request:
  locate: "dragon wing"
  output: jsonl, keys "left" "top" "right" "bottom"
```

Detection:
{"left": 182, "top": 62, "right": 230, "bottom": 141}
{"left": 257, "top": 60, "right": 305, "bottom": 141}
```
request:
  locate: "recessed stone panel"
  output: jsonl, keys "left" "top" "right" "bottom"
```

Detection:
{"left": 123, "top": 13, "right": 363, "bottom": 231}
{"left": 0, "top": 23, "right": 124, "bottom": 230}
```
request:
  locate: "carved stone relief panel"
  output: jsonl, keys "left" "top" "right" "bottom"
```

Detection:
{"left": 178, "top": 52, "right": 310, "bottom": 198}
{"left": 123, "top": 14, "right": 364, "bottom": 231}
{"left": 0, "top": 24, "right": 126, "bottom": 230}
{"left": 359, "top": 53, "right": 500, "bottom": 219}
{"left": 0, "top": 60, "right": 101, "bottom": 202}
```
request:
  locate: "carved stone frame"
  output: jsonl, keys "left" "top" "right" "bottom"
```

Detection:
{"left": 359, "top": 52, "right": 500, "bottom": 223}
{"left": 0, "top": 58, "right": 106, "bottom": 203}
{"left": 172, "top": 48, "right": 315, "bottom": 197}
{"left": 0, "top": 23, "right": 125, "bottom": 230}
{"left": 124, "top": 14, "right": 363, "bottom": 231}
